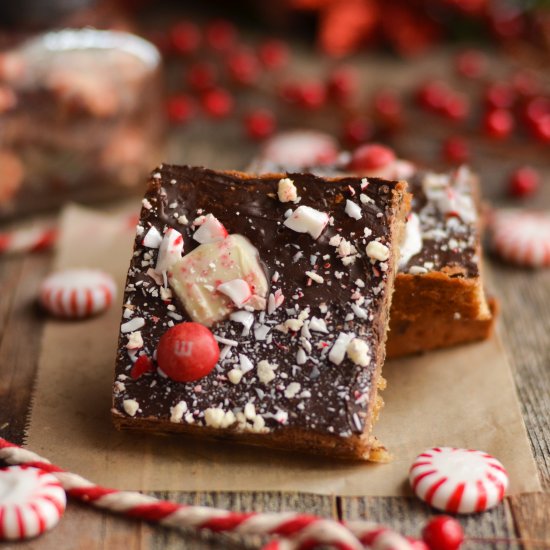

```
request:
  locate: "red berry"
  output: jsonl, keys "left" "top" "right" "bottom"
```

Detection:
{"left": 166, "top": 94, "right": 196, "bottom": 124}
{"left": 130, "top": 355, "right": 154, "bottom": 379}
{"left": 187, "top": 62, "right": 217, "bottom": 92}
{"left": 205, "top": 19, "right": 237, "bottom": 52}
{"left": 483, "top": 109, "right": 514, "bottom": 139}
{"left": 227, "top": 50, "right": 260, "bottom": 86}
{"left": 373, "top": 89, "right": 403, "bottom": 125}
{"left": 416, "top": 80, "right": 450, "bottom": 111}
{"left": 157, "top": 322, "right": 220, "bottom": 383}
{"left": 342, "top": 117, "right": 374, "bottom": 146}
{"left": 455, "top": 49, "right": 486, "bottom": 79}
{"left": 349, "top": 143, "right": 396, "bottom": 171}
{"left": 258, "top": 40, "right": 289, "bottom": 70}
{"left": 170, "top": 21, "right": 201, "bottom": 56}
{"left": 485, "top": 82, "right": 515, "bottom": 110}
{"left": 440, "top": 93, "right": 469, "bottom": 121}
{"left": 296, "top": 81, "right": 326, "bottom": 110}
{"left": 442, "top": 137, "right": 469, "bottom": 164}
{"left": 244, "top": 109, "right": 276, "bottom": 140}
{"left": 509, "top": 166, "right": 540, "bottom": 198}
{"left": 327, "top": 66, "right": 358, "bottom": 105}
{"left": 422, "top": 516, "right": 464, "bottom": 550}
{"left": 201, "top": 88, "right": 234, "bottom": 118}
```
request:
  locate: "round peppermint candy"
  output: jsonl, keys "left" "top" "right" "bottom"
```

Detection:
{"left": 0, "top": 466, "right": 66, "bottom": 540}
{"left": 40, "top": 268, "right": 116, "bottom": 318}
{"left": 410, "top": 447, "right": 509, "bottom": 514}
{"left": 260, "top": 130, "right": 339, "bottom": 168}
{"left": 491, "top": 209, "right": 550, "bottom": 268}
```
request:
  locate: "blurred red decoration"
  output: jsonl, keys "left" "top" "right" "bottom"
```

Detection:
{"left": 342, "top": 117, "right": 374, "bottom": 145}
{"left": 258, "top": 40, "right": 290, "bottom": 70}
{"left": 416, "top": 80, "right": 450, "bottom": 111}
{"left": 187, "top": 61, "right": 217, "bottom": 92}
{"left": 440, "top": 92, "right": 469, "bottom": 121}
{"left": 442, "top": 136, "right": 470, "bottom": 164}
{"left": 455, "top": 49, "right": 487, "bottom": 79}
{"left": 201, "top": 88, "right": 234, "bottom": 118}
{"left": 170, "top": 21, "right": 201, "bottom": 56}
{"left": 485, "top": 82, "right": 516, "bottom": 110}
{"left": 483, "top": 109, "right": 514, "bottom": 139}
{"left": 296, "top": 81, "right": 327, "bottom": 110}
{"left": 348, "top": 143, "right": 396, "bottom": 170}
{"left": 166, "top": 94, "right": 196, "bottom": 124}
{"left": 373, "top": 88, "right": 403, "bottom": 126}
{"left": 227, "top": 49, "right": 260, "bottom": 86}
{"left": 205, "top": 19, "right": 238, "bottom": 52}
{"left": 509, "top": 166, "right": 540, "bottom": 198}
{"left": 327, "top": 65, "right": 359, "bottom": 105}
{"left": 244, "top": 109, "right": 277, "bottom": 140}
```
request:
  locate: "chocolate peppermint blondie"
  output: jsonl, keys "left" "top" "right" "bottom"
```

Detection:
{"left": 112, "top": 165, "right": 410, "bottom": 460}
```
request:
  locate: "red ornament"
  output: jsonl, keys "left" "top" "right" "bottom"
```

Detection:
{"left": 130, "top": 355, "right": 154, "bottom": 380}
{"left": 349, "top": 143, "right": 396, "bottom": 171}
{"left": 422, "top": 516, "right": 464, "bottom": 550}
{"left": 170, "top": 21, "right": 201, "bottom": 56}
{"left": 166, "top": 94, "right": 195, "bottom": 124}
{"left": 205, "top": 19, "right": 237, "bottom": 52}
{"left": 509, "top": 166, "right": 540, "bottom": 198}
{"left": 187, "top": 62, "right": 217, "bottom": 92}
{"left": 483, "top": 109, "right": 514, "bottom": 140}
{"left": 258, "top": 40, "right": 290, "bottom": 70}
{"left": 373, "top": 88, "right": 403, "bottom": 126}
{"left": 342, "top": 117, "right": 374, "bottom": 146}
{"left": 327, "top": 65, "right": 358, "bottom": 105}
{"left": 455, "top": 49, "right": 486, "bottom": 79}
{"left": 485, "top": 82, "right": 515, "bottom": 110}
{"left": 157, "top": 322, "right": 220, "bottom": 383}
{"left": 440, "top": 93, "right": 469, "bottom": 121}
{"left": 296, "top": 81, "right": 327, "bottom": 110}
{"left": 201, "top": 88, "right": 234, "bottom": 118}
{"left": 442, "top": 137, "right": 469, "bottom": 164}
{"left": 227, "top": 50, "right": 260, "bottom": 86}
{"left": 416, "top": 80, "right": 450, "bottom": 111}
{"left": 244, "top": 109, "right": 276, "bottom": 140}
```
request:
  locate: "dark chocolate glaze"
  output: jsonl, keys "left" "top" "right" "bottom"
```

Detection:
{"left": 113, "top": 165, "right": 405, "bottom": 440}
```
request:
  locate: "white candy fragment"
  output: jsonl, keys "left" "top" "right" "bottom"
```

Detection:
{"left": 309, "top": 317, "right": 328, "bottom": 333}
{"left": 345, "top": 199, "right": 362, "bottom": 220}
{"left": 121, "top": 317, "right": 145, "bottom": 333}
{"left": 142, "top": 226, "right": 163, "bottom": 248}
{"left": 230, "top": 310, "right": 255, "bottom": 335}
{"left": 399, "top": 213, "right": 423, "bottom": 268}
{"left": 123, "top": 399, "right": 139, "bottom": 417}
{"left": 239, "top": 354, "right": 254, "bottom": 373}
{"left": 284, "top": 205, "right": 329, "bottom": 240}
{"left": 267, "top": 289, "right": 285, "bottom": 314}
{"left": 126, "top": 331, "right": 143, "bottom": 350}
{"left": 257, "top": 360, "right": 277, "bottom": 384}
{"left": 217, "top": 279, "right": 252, "bottom": 308}
{"left": 329, "top": 332, "right": 356, "bottom": 365}
{"left": 155, "top": 228, "right": 184, "bottom": 273}
{"left": 277, "top": 178, "right": 298, "bottom": 203}
{"left": 366, "top": 240, "right": 390, "bottom": 261}
{"left": 193, "top": 213, "right": 228, "bottom": 244}
{"left": 347, "top": 338, "right": 370, "bottom": 367}
{"left": 228, "top": 369, "right": 243, "bottom": 385}
{"left": 204, "top": 408, "right": 235, "bottom": 428}
{"left": 305, "top": 271, "right": 324, "bottom": 284}
{"left": 170, "top": 401, "right": 188, "bottom": 423}
{"left": 284, "top": 382, "right": 301, "bottom": 399}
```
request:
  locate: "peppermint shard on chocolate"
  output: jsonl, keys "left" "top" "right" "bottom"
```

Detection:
{"left": 112, "top": 165, "right": 411, "bottom": 460}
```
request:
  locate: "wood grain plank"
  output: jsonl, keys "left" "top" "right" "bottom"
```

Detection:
{"left": 509, "top": 493, "right": 550, "bottom": 550}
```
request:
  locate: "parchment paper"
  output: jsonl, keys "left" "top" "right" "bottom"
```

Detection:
{"left": 26, "top": 204, "right": 541, "bottom": 495}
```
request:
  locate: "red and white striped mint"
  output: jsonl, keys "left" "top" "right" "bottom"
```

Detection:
{"left": 193, "top": 214, "right": 228, "bottom": 244}
{"left": 217, "top": 279, "right": 252, "bottom": 308}
{"left": 409, "top": 447, "right": 509, "bottom": 514}
{"left": 0, "top": 466, "right": 66, "bottom": 541}
{"left": 40, "top": 268, "right": 116, "bottom": 319}
{"left": 490, "top": 209, "right": 550, "bottom": 268}
{"left": 259, "top": 130, "right": 339, "bottom": 168}
{"left": 284, "top": 205, "right": 329, "bottom": 240}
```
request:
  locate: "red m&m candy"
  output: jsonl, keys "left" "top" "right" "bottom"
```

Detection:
{"left": 157, "top": 323, "right": 220, "bottom": 382}
{"left": 348, "top": 143, "right": 396, "bottom": 171}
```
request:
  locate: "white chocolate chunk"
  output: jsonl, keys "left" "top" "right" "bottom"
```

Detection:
{"left": 123, "top": 399, "right": 139, "bottom": 417}
{"left": 366, "top": 240, "right": 390, "bottom": 261}
{"left": 170, "top": 401, "right": 188, "bottom": 423}
{"left": 169, "top": 234, "right": 268, "bottom": 326}
{"left": 277, "top": 178, "right": 298, "bottom": 203}
{"left": 284, "top": 382, "right": 301, "bottom": 399}
{"left": 329, "top": 332, "right": 356, "bottom": 365}
{"left": 347, "top": 338, "right": 370, "bottom": 367}
{"left": 228, "top": 369, "right": 243, "bottom": 384}
{"left": 284, "top": 205, "right": 329, "bottom": 240}
{"left": 257, "top": 360, "right": 277, "bottom": 384}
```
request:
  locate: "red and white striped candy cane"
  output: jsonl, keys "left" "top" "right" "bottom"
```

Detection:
{"left": 0, "top": 438, "right": 413, "bottom": 549}
{"left": 0, "top": 224, "right": 58, "bottom": 255}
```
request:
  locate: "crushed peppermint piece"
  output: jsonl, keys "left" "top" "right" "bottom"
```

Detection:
{"left": 193, "top": 214, "right": 228, "bottom": 244}
{"left": 284, "top": 382, "right": 301, "bottom": 399}
{"left": 305, "top": 271, "right": 324, "bottom": 284}
{"left": 230, "top": 310, "right": 255, "bottom": 335}
{"left": 126, "top": 331, "right": 143, "bottom": 350}
{"left": 155, "top": 228, "right": 184, "bottom": 273}
{"left": 347, "top": 338, "right": 370, "bottom": 366}
{"left": 284, "top": 206, "right": 329, "bottom": 240}
{"left": 309, "top": 317, "right": 328, "bottom": 333}
{"left": 123, "top": 399, "right": 139, "bottom": 416}
{"left": 329, "top": 332, "right": 356, "bottom": 365}
{"left": 121, "top": 317, "right": 145, "bottom": 333}
{"left": 345, "top": 199, "right": 362, "bottom": 220}
{"left": 217, "top": 279, "right": 252, "bottom": 308}
{"left": 267, "top": 290, "right": 285, "bottom": 314}
{"left": 142, "top": 226, "right": 163, "bottom": 248}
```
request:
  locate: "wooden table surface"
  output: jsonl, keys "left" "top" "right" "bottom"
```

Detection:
{"left": 1, "top": 43, "right": 550, "bottom": 549}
